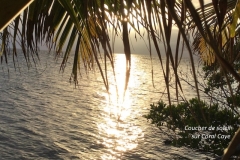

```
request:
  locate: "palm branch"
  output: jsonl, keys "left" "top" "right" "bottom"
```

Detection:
{"left": 0, "top": 0, "right": 175, "bottom": 103}
{"left": 2, "top": 0, "right": 240, "bottom": 115}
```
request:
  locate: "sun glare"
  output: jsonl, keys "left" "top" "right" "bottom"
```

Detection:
{"left": 97, "top": 54, "right": 144, "bottom": 159}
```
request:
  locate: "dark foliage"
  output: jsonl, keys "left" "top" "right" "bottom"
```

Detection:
{"left": 144, "top": 98, "right": 240, "bottom": 155}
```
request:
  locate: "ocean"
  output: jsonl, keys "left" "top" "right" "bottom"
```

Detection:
{"left": 0, "top": 51, "right": 213, "bottom": 159}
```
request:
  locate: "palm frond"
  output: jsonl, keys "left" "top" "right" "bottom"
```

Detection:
{"left": 2, "top": 0, "right": 240, "bottom": 103}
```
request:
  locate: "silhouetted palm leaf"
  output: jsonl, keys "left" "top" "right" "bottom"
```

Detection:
{"left": 1, "top": 0, "right": 240, "bottom": 112}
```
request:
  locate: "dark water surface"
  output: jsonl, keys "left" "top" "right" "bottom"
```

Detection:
{"left": 0, "top": 52, "right": 212, "bottom": 159}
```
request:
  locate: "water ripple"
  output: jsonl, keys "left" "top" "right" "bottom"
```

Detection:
{"left": 0, "top": 53, "right": 213, "bottom": 159}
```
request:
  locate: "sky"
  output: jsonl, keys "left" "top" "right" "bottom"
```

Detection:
{"left": 87, "top": 0, "right": 211, "bottom": 56}
{"left": 106, "top": 0, "right": 211, "bottom": 56}
{"left": 7, "top": 0, "right": 211, "bottom": 57}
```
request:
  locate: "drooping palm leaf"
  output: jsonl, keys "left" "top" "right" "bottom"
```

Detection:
{"left": 2, "top": 0, "right": 240, "bottom": 106}
{"left": 0, "top": 0, "right": 34, "bottom": 32}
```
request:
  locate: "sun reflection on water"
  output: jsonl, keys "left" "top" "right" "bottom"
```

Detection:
{"left": 97, "top": 54, "right": 144, "bottom": 159}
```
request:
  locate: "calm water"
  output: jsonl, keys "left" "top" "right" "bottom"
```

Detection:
{"left": 0, "top": 52, "right": 212, "bottom": 160}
